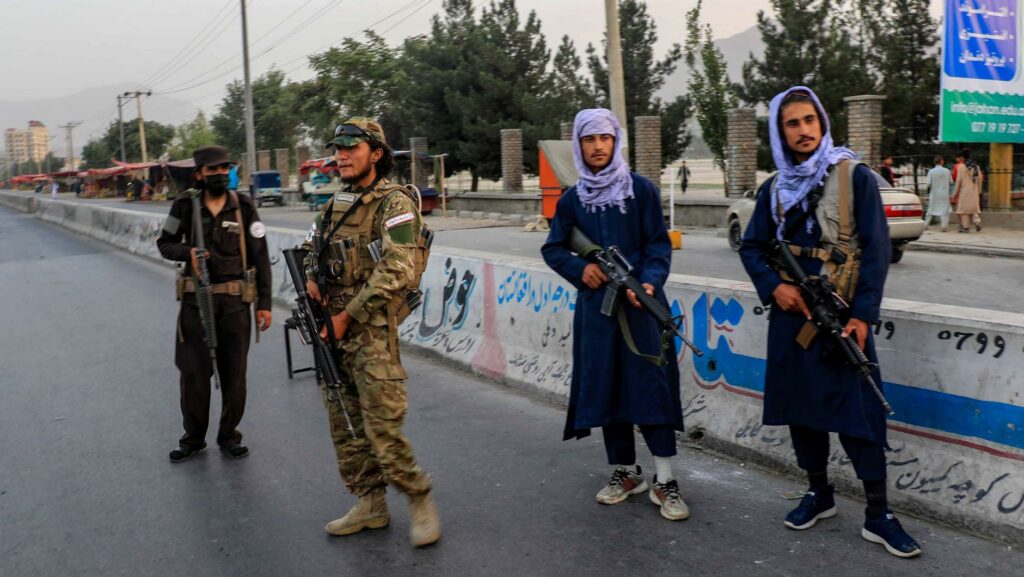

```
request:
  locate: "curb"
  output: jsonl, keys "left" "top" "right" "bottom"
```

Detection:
{"left": 906, "top": 242, "right": 1024, "bottom": 259}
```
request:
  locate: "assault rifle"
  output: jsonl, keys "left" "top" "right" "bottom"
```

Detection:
{"left": 283, "top": 247, "right": 356, "bottom": 437}
{"left": 190, "top": 194, "right": 220, "bottom": 390}
{"left": 567, "top": 228, "right": 702, "bottom": 358}
{"left": 770, "top": 240, "right": 894, "bottom": 415}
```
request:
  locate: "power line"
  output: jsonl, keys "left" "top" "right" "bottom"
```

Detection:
{"left": 153, "top": 0, "right": 343, "bottom": 95}
{"left": 135, "top": 0, "right": 236, "bottom": 90}
{"left": 148, "top": 9, "right": 244, "bottom": 90}
{"left": 281, "top": 0, "right": 433, "bottom": 74}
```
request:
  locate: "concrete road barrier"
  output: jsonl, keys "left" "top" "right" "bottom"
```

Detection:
{"left": 4, "top": 190, "right": 1023, "bottom": 545}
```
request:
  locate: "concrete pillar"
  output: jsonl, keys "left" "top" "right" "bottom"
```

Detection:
{"left": 989, "top": 143, "right": 1013, "bottom": 210}
{"left": 274, "top": 148, "right": 289, "bottom": 186}
{"left": 634, "top": 116, "right": 661, "bottom": 185}
{"left": 844, "top": 95, "right": 886, "bottom": 169}
{"left": 501, "top": 128, "right": 524, "bottom": 194}
{"left": 560, "top": 122, "right": 573, "bottom": 141}
{"left": 409, "top": 137, "right": 429, "bottom": 190}
{"left": 237, "top": 157, "right": 249, "bottom": 188}
{"left": 727, "top": 107, "right": 758, "bottom": 198}
{"left": 257, "top": 149, "right": 271, "bottom": 172}
{"left": 295, "top": 146, "right": 311, "bottom": 186}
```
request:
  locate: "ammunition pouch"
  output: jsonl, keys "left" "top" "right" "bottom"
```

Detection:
{"left": 241, "top": 267, "right": 258, "bottom": 304}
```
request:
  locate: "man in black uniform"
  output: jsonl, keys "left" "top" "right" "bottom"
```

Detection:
{"left": 157, "top": 146, "right": 273, "bottom": 463}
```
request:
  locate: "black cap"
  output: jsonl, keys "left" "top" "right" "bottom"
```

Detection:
{"left": 192, "top": 146, "right": 234, "bottom": 169}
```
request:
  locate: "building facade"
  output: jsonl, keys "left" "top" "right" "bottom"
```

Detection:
{"left": 4, "top": 121, "right": 51, "bottom": 166}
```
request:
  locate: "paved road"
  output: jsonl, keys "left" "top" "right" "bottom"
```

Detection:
{"left": 2, "top": 207, "right": 1022, "bottom": 576}
{"left": 433, "top": 227, "right": 1024, "bottom": 315}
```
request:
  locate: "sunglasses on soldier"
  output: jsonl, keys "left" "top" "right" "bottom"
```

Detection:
{"left": 334, "top": 124, "right": 372, "bottom": 140}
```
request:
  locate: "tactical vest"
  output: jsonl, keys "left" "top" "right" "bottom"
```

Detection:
{"left": 772, "top": 160, "right": 863, "bottom": 299}
{"left": 319, "top": 181, "right": 431, "bottom": 322}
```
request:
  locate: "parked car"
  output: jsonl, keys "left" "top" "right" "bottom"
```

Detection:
{"left": 251, "top": 170, "right": 284, "bottom": 207}
{"left": 726, "top": 171, "right": 925, "bottom": 263}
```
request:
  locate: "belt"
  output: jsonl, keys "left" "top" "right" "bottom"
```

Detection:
{"left": 183, "top": 277, "right": 243, "bottom": 296}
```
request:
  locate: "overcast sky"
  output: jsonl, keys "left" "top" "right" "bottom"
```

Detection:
{"left": 1, "top": 0, "right": 944, "bottom": 127}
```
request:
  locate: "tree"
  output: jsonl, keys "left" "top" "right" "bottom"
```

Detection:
{"left": 451, "top": 0, "right": 551, "bottom": 181}
{"left": 167, "top": 111, "right": 217, "bottom": 160}
{"left": 212, "top": 69, "right": 299, "bottom": 162}
{"left": 856, "top": 0, "right": 939, "bottom": 181}
{"left": 399, "top": 0, "right": 479, "bottom": 186}
{"left": 536, "top": 36, "right": 597, "bottom": 129}
{"left": 587, "top": 0, "right": 690, "bottom": 165}
{"left": 297, "top": 31, "right": 407, "bottom": 147}
{"left": 80, "top": 120, "right": 175, "bottom": 168}
{"left": 685, "top": 0, "right": 737, "bottom": 183}
{"left": 737, "top": 0, "right": 876, "bottom": 169}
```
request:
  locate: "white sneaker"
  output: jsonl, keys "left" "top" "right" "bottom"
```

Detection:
{"left": 596, "top": 466, "right": 648, "bottom": 505}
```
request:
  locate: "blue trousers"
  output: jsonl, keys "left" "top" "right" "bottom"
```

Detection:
{"left": 602, "top": 423, "right": 677, "bottom": 465}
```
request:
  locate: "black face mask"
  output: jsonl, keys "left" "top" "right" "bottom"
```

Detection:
{"left": 204, "top": 173, "right": 230, "bottom": 196}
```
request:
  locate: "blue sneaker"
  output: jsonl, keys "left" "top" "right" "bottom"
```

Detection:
{"left": 862, "top": 511, "right": 922, "bottom": 558}
{"left": 784, "top": 487, "right": 836, "bottom": 530}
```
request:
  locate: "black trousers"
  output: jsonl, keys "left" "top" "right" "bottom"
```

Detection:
{"left": 602, "top": 423, "right": 677, "bottom": 465}
{"left": 789, "top": 425, "right": 886, "bottom": 481}
{"left": 175, "top": 298, "right": 251, "bottom": 450}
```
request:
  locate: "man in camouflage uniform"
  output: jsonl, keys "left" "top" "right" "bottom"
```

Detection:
{"left": 303, "top": 117, "right": 440, "bottom": 548}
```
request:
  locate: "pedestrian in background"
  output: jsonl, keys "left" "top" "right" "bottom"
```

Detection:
{"left": 879, "top": 155, "right": 901, "bottom": 187}
{"left": 925, "top": 155, "right": 952, "bottom": 232}
{"left": 542, "top": 108, "right": 689, "bottom": 522}
{"left": 677, "top": 160, "right": 690, "bottom": 194}
{"left": 50, "top": 179, "right": 59, "bottom": 198}
{"left": 739, "top": 86, "right": 921, "bottom": 558}
{"left": 953, "top": 148, "right": 983, "bottom": 233}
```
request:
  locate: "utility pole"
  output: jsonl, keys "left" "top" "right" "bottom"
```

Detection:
{"left": 604, "top": 0, "right": 629, "bottom": 152}
{"left": 116, "top": 95, "right": 127, "bottom": 163}
{"left": 240, "top": 0, "right": 257, "bottom": 184}
{"left": 123, "top": 90, "right": 152, "bottom": 162}
{"left": 59, "top": 122, "right": 81, "bottom": 171}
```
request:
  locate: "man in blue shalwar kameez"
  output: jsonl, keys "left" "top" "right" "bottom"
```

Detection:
{"left": 739, "top": 87, "right": 921, "bottom": 558}
{"left": 542, "top": 108, "right": 688, "bottom": 522}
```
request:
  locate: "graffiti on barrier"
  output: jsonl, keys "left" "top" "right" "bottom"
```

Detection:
{"left": 497, "top": 270, "right": 577, "bottom": 314}
{"left": 418, "top": 257, "right": 477, "bottom": 340}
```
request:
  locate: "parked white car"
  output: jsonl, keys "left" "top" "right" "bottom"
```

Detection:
{"left": 726, "top": 172, "right": 926, "bottom": 263}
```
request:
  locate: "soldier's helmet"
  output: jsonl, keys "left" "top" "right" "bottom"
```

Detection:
{"left": 326, "top": 117, "right": 387, "bottom": 149}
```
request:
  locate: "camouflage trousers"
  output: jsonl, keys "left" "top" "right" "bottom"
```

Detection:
{"left": 321, "top": 318, "right": 432, "bottom": 498}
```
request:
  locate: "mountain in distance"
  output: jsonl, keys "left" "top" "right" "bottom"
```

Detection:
{"left": 659, "top": 24, "right": 764, "bottom": 100}
{"left": 0, "top": 84, "right": 199, "bottom": 157}
{"left": 659, "top": 24, "right": 765, "bottom": 159}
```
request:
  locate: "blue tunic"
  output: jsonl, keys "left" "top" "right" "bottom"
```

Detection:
{"left": 739, "top": 163, "right": 891, "bottom": 445}
{"left": 542, "top": 173, "right": 683, "bottom": 441}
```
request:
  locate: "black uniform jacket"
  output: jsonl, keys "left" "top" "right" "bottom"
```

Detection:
{"left": 157, "top": 189, "right": 273, "bottom": 313}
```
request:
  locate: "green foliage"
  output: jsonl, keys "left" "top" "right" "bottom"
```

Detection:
{"left": 450, "top": 0, "right": 552, "bottom": 180}
{"left": 211, "top": 69, "right": 299, "bottom": 160}
{"left": 398, "top": 0, "right": 479, "bottom": 182}
{"left": 856, "top": 0, "right": 940, "bottom": 168}
{"left": 737, "top": 0, "right": 876, "bottom": 169}
{"left": 297, "top": 31, "right": 407, "bottom": 147}
{"left": 80, "top": 119, "right": 175, "bottom": 168}
{"left": 587, "top": 0, "right": 690, "bottom": 165}
{"left": 685, "top": 0, "right": 737, "bottom": 173}
{"left": 167, "top": 112, "right": 217, "bottom": 160}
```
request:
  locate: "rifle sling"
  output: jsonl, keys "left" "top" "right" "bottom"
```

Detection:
{"left": 615, "top": 302, "right": 669, "bottom": 367}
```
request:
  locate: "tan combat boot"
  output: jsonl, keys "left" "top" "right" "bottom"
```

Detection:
{"left": 408, "top": 492, "right": 442, "bottom": 547}
{"left": 325, "top": 488, "right": 390, "bottom": 536}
